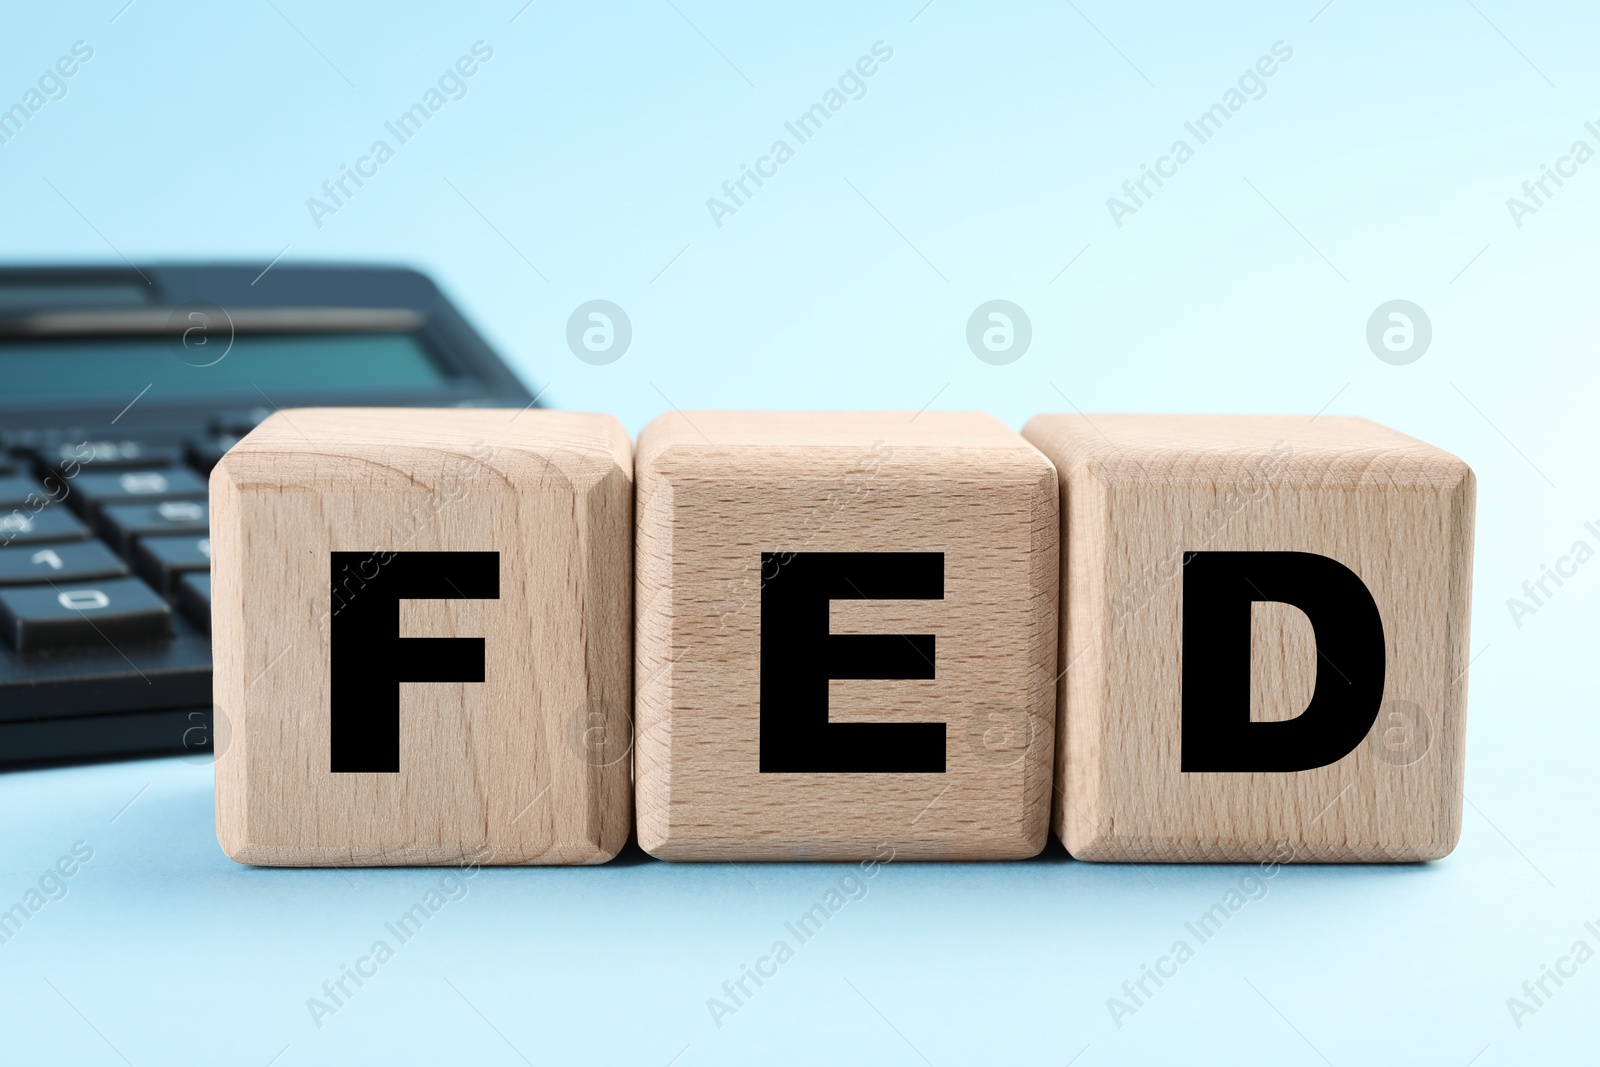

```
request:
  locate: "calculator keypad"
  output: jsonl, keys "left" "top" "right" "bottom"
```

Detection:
{"left": 0, "top": 429, "right": 222, "bottom": 658}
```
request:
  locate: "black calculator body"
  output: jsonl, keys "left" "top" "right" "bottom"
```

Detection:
{"left": 0, "top": 264, "right": 537, "bottom": 767}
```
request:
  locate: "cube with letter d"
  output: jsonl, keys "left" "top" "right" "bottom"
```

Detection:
{"left": 1023, "top": 414, "right": 1475, "bottom": 862}
{"left": 211, "top": 409, "right": 633, "bottom": 865}
{"left": 634, "top": 412, "right": 1059, "bottom": 861}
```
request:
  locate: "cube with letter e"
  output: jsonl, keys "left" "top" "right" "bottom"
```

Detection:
{"left": 634, "top": 411, "right": 1059, "bottom": 861}
{"left": 211, "top": 408, "right": 633, "bottom": 866}
{"left": 1023, "top": 414, "right": 1476, "bottom": 862}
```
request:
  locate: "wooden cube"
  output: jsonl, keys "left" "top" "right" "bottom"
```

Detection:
{"left": 211, "top": 409, "right": 633, "bottom": 865}
{"left": 1022, "top": 414, "right": 1475, "bottom": 862}
{"left": 635, "top": 412, "right": 1058, "bottom": 861}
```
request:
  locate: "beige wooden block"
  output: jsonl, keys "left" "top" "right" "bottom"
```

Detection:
{"left": 1022, "top": 414, "right": 1475, "bottom": 862}
{"left": 635, "top": 411, "right": 1058, "bottom": 861}
{"left": 211, "top": 408, "right": 632, "bottom": 866}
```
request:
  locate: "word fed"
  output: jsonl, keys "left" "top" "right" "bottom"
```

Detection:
{"left": 211, "top": 409, "right": 1474, "bottom": 866}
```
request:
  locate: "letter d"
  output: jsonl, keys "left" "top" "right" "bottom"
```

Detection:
{"left": 1180, "top": 551, "right": 1385, "bottom": 772}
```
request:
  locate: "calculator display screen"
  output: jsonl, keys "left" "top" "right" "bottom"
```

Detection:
{"left": 0, "top": 333, "right": 448, "bottom": 400}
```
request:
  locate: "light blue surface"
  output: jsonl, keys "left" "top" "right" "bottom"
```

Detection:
{"left": 1, "top": 1, "right": 1596, "bottom": 1063}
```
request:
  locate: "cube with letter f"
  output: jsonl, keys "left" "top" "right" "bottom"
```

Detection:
{"left": 211, "top": 409, "right": 633, "bottom": 866}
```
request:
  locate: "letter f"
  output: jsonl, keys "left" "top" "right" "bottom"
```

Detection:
{"left": 329, "top": 551, "right": 499, "bottom": 772}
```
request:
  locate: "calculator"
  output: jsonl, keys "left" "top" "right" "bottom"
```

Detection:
{"left": 0, "top": 264, "right": 538, "bottom": 767}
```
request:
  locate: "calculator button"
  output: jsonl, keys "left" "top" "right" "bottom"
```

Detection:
{"left": 134, "top": 535, "right": 210, "bottom": 593}
{"left": 0, "top": 577, "right": 171, "bottom": 652}
{"left": 52, "top": 438, "right": 182, "bottom": 471}
{"left": 185, "top": 435, "right": 238, "bottom": 475}
{"left": 68, "top": 468, "right": 208, "bottom": 515}
{"left": 176, "top": 572, "right": 211, "bottom": 632}
{"left": 0, "top": 506, "right": 91, "bottom": 546}
{"left": 99, "top": 499, "right": 210, "bottom": 552}
{"left": 0, "top": 542, "right": 129, "bottom": 586}
{"left": 8, "top": 427, "right": 86, "bottom": 460}
{"left": 211, "top": 407, "right": 272, "bottom": 436}
{"left": 0, "top": 475, "right": 54, "bottom": 509}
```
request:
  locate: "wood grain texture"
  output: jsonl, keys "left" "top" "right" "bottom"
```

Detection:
{"left": 635, "top": 411, "right": 1058, "bottom": 861}
{"left": 1022, "top": 414, "right": 1475, "bottom": 862}
{"left": 211, "top": 408, "right": 633, "bottom": 866}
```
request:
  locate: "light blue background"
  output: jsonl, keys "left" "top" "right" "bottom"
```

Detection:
{"left": 1, "top": 1, "right": 1596, "bottom": 1063}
